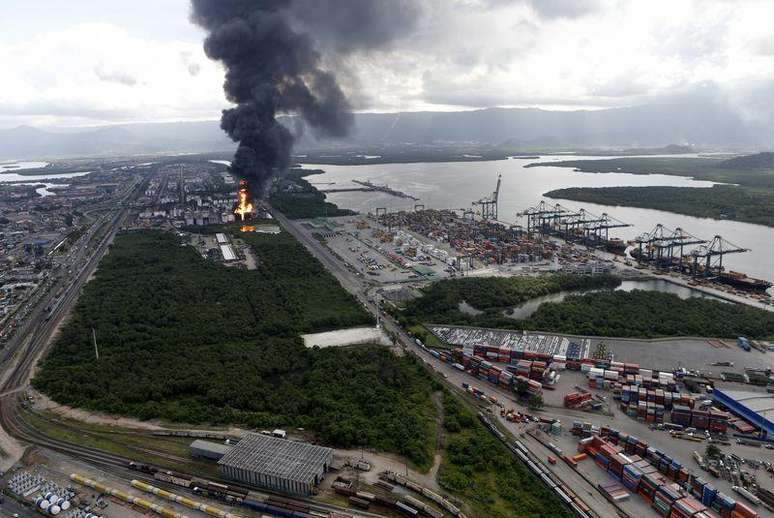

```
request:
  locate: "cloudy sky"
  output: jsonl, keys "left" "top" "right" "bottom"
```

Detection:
{"left": 3, "top": 0, "right": 774, "bottom": 128}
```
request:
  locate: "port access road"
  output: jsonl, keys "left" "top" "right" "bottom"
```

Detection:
{"left": 274, "top": 209, "right": 625, "bottom": 518}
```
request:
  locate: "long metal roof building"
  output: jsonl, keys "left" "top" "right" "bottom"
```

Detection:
{"left": 218, "top": 433, "right": 334, "bottom": 495}
{"left": 190, "top": 439, "right": 232, "bottom": 461}
{"left": 712, "top": 388, "right": 774, "bottom": 439}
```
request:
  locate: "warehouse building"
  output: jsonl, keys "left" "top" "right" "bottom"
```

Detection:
{"left": 712, "top": 389, "right": 774, "bottom": 439}
{"left": 218, "top": 433, "right": 334, "bottom": 495}
{"left": 190, "top": 439, "right": 232, "bottom": 462}
{"left": 220, "top": 244, "right": 237, "bottom": 262}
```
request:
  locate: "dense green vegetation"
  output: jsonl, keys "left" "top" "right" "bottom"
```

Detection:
{"left": 439, "top": 395, "right": 572, "bottom": 518}
{"left": 530, "top": 153, "right": 774, "bottom": 227}
{"left": 399, "top": 274, "right": 774, "bottom": 339}
{"left": 545, "top": 185, "right": 774, "bottom": 227}
{"left": 523, "top": 290, "right": 774, "bottom": 339}
{"left": 270, "top": 168, "right": 356, "bottom": 219}
{"left": 33, "top": 230, "right": 442, "bottom": 468}
{"left": 399, "top": 274, "right": 622, "bottom": 329}
{"left": 527, "top": 154, "right": 774, "bottom": 188}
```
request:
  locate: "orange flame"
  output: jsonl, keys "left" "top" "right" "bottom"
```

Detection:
{"left": 234, "top": 180, "right": 254, "bottom": 221}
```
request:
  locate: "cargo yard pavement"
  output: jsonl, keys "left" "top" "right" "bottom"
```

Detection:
{"left": 275, "top": 209, "right": 612, "bottom": 515}
{"left": 276, "top": 208, "right": 774, "bottom": 516}
{"left": 430, "top": 324, "right": 774, "bottom": 375}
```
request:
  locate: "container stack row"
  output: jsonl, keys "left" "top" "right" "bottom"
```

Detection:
{"left": 463, "top": 355, "right": 544, "bottom": 394}
{"left": 671, "top": 406, "right": 730, "bottom": 433}
{"left": 585, "top": 366, "right": 678, "bottom": 392}
{"left": 578, "top": 435, "right": 757, "bottom": 518}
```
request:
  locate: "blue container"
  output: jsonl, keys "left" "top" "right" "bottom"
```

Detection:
{"left": 714, "top": 492, "right": 735, "bottom": 509}
{"left": 702, "top": 484, "right": 717, "bottom": 507}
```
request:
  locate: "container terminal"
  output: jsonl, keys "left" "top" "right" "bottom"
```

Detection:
{"left": 519, "top": 200, "right": 772, "bottom": 297}
{"left": 411, "top": 325, "right": 774, "bottom": 518}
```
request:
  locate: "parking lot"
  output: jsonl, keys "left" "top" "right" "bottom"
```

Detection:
{"left": 297, "top": 216, "right": 457, "bottom": 283}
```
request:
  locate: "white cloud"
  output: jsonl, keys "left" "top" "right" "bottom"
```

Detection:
{"left": 0, "top": 21, "right": 224, "bottom": 128}
{"left": 3, "top": 0, "right": 774, "bottom": 126}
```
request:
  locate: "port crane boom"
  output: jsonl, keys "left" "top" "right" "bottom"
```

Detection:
{"left": 473, "top": 174, "right": 502, "bottom": 220}
{"left": 691, "top": 235, "right": 749, "bottom": 277}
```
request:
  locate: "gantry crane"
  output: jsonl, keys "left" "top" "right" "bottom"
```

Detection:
{"left": 690, "top": 235, "right": 749, "bottom": 277}
{"left": 519, "top": 200, "right": 571, "bottom": 234}
{"left": 554, "top": 208, "right": 611, "bottom": 244}
{"left": 472, "top": 174, "right": 501, "bottom": 220}
{"left": 636, "top": 225, "right": 707, "bottom": 269}
{"left": 582, "top": 213, "right": 632, "bottom": 247}
{"left": 659, "top": 227, "right": 706, "bottom": 271}
{"left": 634, "top": 224, "right": 672, "bottom": 264}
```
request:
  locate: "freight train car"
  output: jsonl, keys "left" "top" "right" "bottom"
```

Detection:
{"left": 153, "top": 470, "right": 193, "bottom": 488}
{"left": 243, "top": 497, "right": 317, "bottom": 518}
{"left": 192, "top": 478, "right": 248, "bottom": 503}
{"left": 128, "top": 461, "right": 157, "bottom": 474}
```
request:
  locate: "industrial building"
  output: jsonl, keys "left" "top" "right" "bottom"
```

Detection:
{"left": 218, "top": 433, "right": 334, "bottom": 495}
{"left": 220, "top": 244, "right": 237, "bottom": 262}
{"left": 712, "top": 389, "right": 774, "bottom": 439}
{"left": 190, "top": 439, "right": 232, "bottom": 461}
{"left": 215, "top": 232, "right": 229, "bottom": 245}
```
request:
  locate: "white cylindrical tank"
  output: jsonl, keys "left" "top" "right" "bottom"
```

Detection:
{"left": 48, "top": 493, "right": 59, "bottom": 503}
{"left": 40, "top": 500, "right": 51, "bottom": 511}
{"left": 49, "top": 504, "right": 62, "bottom": 515}
{"left": 60, "top": 501, "right": 71, "bottom": 511}
{"left": 44, "top": 492, "right": 54, "bottom": 501}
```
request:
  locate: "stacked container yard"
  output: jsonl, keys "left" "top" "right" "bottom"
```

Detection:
{"left": 670, "top": 406, "right": 730, "bottom": 433}
{"left": 377, "top": 209, "right": 550, "bottom": 265}
{"left": 435, "top": 327, "right": 593, "bottom": 365}
{"left": 575, "top": 434, "right": 759, "bottom": 518}
{"left": 461, "top": 354, "right": 545, "bottom": 395}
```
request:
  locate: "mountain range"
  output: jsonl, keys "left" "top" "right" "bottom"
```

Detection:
{"left": 1, "top": 99, "right": 772, "bottom": 161}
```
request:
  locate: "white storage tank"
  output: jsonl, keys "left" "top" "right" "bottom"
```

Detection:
{"left": 40, "top": 499, "right": 51, "bottom": 511}
{"left": 60, "top": 500, "right": 71, "bottom": 511}
{"left": 49, "top": 504, "right": 62, "bottom": 515}
{"left": 48, "top": 493, "right": 59, "bottom": 503}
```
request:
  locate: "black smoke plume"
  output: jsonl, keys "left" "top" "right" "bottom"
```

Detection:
{"left": 190, "top": 0, "right": 419, "bottom": 196}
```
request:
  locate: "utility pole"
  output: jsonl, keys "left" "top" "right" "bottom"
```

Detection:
{"left": 92, "top": 327, "right": 99, "bottom": 360}
{"left": 375, "top": 293, "right": 381, "bottom": 329}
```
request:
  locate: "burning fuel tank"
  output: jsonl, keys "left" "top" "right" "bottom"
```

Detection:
{"left": 234, "top": 180, "right": 255, "bottom": 221}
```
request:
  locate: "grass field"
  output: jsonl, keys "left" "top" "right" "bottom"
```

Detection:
{"left": 20, "top": 409, "right": 220, "bottom": 477}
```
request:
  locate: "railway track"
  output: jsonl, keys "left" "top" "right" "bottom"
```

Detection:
{"left": 0, "top": 188, "right": 386, "bottom": 518}
{"left": 0, "top": 199, "right": 134, "bottom": 472}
